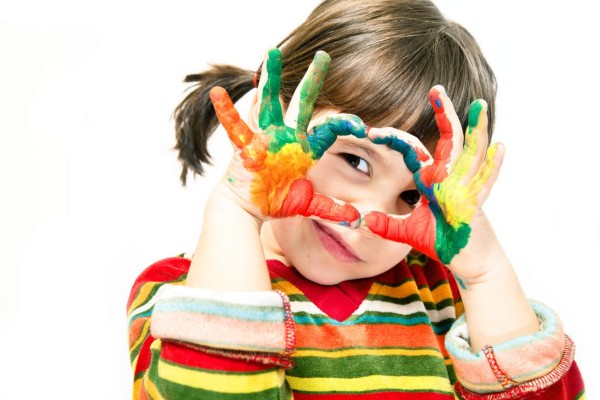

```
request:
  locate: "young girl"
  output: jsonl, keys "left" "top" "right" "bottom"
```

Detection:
{"left": 127, "top": 0, "right": 585, "bottom": 398}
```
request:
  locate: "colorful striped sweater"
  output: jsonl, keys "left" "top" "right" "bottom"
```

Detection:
{"left": 128, "top": 255, "right": 585, "bottom": 399}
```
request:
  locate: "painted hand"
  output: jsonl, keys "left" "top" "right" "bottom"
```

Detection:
{"left": 363, "top": 86, "right": 504, "bottom": 266}
{"left": 210, "top": 49, "right": 363, "bottom": 224}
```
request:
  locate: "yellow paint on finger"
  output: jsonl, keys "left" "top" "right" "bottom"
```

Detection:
{"left": 467, "top": 143, "right": 498, "bottom": 198}
{"left": 434, "top": 144, "right": 497, "bottom": 228}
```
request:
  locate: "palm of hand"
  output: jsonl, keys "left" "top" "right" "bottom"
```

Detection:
{"left": 210, "top": 49, "right": 363, "bottom": 224}
{"left": 365, "top": 86, "right": 503, "bottom": 266}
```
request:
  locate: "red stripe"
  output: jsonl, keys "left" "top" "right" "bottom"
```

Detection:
{"left": 134, "top": 334, "right": 155, "bottom": 375}
{"left": 127, "top": 257, "right": 190, "bottom": 310}
{"left": 293, "top": 391, "right": 454, "bottom": 400}
{"left": 161, "top": 341, "right": 272, "bottom": 372}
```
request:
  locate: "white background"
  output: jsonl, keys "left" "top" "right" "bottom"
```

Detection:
{"left": 1, "top": 0, "right": 598, "bottom": 398}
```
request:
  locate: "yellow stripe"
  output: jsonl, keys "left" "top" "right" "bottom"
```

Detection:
{"left": 158, "top": 360, "right": 285, "bottom": 393}
{"left": 418, "top": 287, "right": 434, "bottom": 303}
{"left": 128, "top": 282, "right": 160, "bottom": 315}
{"left": 132, "top": 377, "right": 142, "bottom": 400}
{"left": 272, "top": 280, "right": 303, "bottom": 296}
{"left": 373, "top": 282, "right": 454, "bottom": 307}
{"left": 131, "top": 354, "right": 139, "bottom": 373}
{"left": 286, "top": 374, "right": 453, "bottom": 393}
{"left": 371, "top": 281, "right": 419, "bottom": 300}
{"left": 430, "top": 284, "right": 453, "bottom": 303}
{"left": 143, "top": 370, "right": 165, "bottom": 400}
{"left": 455, "top": 301, "right": 464, "bottom": 318}
{"left": 293, "top": 347, "right": 443, "bottom": 359}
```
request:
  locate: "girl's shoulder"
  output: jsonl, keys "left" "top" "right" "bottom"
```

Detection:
{"left": 127, "top": 256, "right": 191, "bottom": 311}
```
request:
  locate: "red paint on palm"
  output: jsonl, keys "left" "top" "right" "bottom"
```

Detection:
{"left": 278, "top": 179, "right": 359, "bottom": 222}
{"left": 364, "top": 205, "right": 438, "bottom": 261}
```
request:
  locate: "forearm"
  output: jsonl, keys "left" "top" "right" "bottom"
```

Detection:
{"left": 455, "top": 224, "right": 539, "bottom": 351}
{"left": 186, "top": 188, "right": 272, "bottom": 291}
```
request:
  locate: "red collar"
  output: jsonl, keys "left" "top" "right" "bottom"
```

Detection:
{"left": 267, "top": 260, "right": 401, "bottom": 322}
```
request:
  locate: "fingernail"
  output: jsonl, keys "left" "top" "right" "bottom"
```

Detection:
{"left": 428, "top": 89, "right": 444, "bottom": 111}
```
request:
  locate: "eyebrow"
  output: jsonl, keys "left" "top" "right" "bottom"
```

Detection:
{"left": 336, "top": 137, "right": 386, "bottom": 167}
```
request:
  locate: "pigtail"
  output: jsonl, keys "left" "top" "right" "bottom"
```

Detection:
{"left": 174, "top": 65, "right": 254, "bottom": 185}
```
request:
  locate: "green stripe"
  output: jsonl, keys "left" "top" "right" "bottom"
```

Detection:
{"left": 129, "top": 318, "right": 150, "bottom": 365}
{"left": 429, "top": 279, "right": 451, "bottom": 292}
{"left": 293, "top": 311, "right": 431, "bottom": 326}
{"left": 366, "top": 293, "right": 455, "bottom": 311}
{"left": 373, "top": 276, "right": 416, "bottom": 288}
{"left": 288, "top": 354, "right": 449, "bottom": 379}
{"left": 156, "top": 380, "right": 284, "bottom": 400}
{"left": 147, "top": 348, "right": 288, "bottom": 399}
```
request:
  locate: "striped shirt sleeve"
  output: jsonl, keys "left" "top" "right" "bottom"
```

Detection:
{"left": 445, "top": 301, "right": 585, "bottom": 399}
{"left": 127, "top": 257, "right": 295, "bottom": 400}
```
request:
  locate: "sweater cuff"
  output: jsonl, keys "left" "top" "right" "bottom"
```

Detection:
{"left": 445, "top": 301, "right": 574, "bottom": 396}
{"left": 150, "top": 285, "right": 295, "bottom": 366}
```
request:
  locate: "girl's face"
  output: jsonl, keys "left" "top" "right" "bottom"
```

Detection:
{"left": 261, "top": 109, "right": 420, "bottom": 285}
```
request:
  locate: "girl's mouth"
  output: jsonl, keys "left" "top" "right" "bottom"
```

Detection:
{"left": 312, "top": 220, "right": 362, "bottom": 263}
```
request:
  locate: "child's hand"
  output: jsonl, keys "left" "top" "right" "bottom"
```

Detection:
{"left": 363, "top": 86, "right": 504, "bottom": 273}
{"left": 210, "top": 49, "right": 361, "bottom": 225}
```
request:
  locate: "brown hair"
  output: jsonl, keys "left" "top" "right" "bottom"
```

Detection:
{"left": 174, "top": 0, "right": 496, "bottom": 184}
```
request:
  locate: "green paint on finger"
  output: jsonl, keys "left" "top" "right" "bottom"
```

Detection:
{"left": 259, "top": 49, "right": 284, "bottom": 129}
{"left": 295, "top": 51, "right": 331, "bottom": 152}
{"left": 309, "top": 114, "right": 367, "bottom": 159}
{"left": 267, "top": 126, "right": 297, "bottom": 153}
{"left": 467, "top": 100, "right": 484, "bottom": 134}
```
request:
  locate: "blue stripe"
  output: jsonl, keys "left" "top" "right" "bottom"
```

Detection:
{"left": 293, "top": 313, "right": 432, "bottom": 327}
{"left": 154, "top": 299, "right": 285, "bottom": 322}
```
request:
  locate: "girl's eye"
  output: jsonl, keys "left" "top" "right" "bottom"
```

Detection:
{"left": 341, "top": 153, "right": 369, "bottom": 174}
{"left": 400, "top": 190, "right": 420, "bottom": 206}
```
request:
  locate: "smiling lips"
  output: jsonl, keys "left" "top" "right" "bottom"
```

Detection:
{"left": 312, "top": 220, "right": 362, "bottom": 263}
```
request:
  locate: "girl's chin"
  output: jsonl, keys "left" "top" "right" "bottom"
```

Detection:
{"left": 294, "top": 255, "right": 368, "bottom": 285}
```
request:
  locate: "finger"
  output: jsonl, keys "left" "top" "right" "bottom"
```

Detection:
{"left": 468, "top": 142, "right": 505, "bottom": 206}
{"left": 428, "top": 85, "right": 464, "bottom": 178}
{"left": 283, "top": 51, "right": 331, "bottom": 152}
{"left": 308, "top": 114, "right": 368, "bottom": 159}
{"left": 367, "top": 127, "right": 432, "bottom": 174}
{"left": 210, "top": 86, "right": 253, "bottom": 149}
{"left": 362, "top": 206, "right": 436, "bottom": 252}
{"left": 277, "top": 179, "right": 361, "bottom": 226}
{"left": 258, "top": 48, "right": 284, "bottom": 129}
{"left": 452, "top": 99, "right": 489, "bottom": 185}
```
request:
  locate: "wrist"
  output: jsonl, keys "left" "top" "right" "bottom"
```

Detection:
{"left": 186, "top": 183, "right": 270, "bottom": 291}
{"left": 206, "top": 183, "right": 263, "bottom": 228}
{"left": 456, "top": 255, "right": 540, "bottom": 350}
